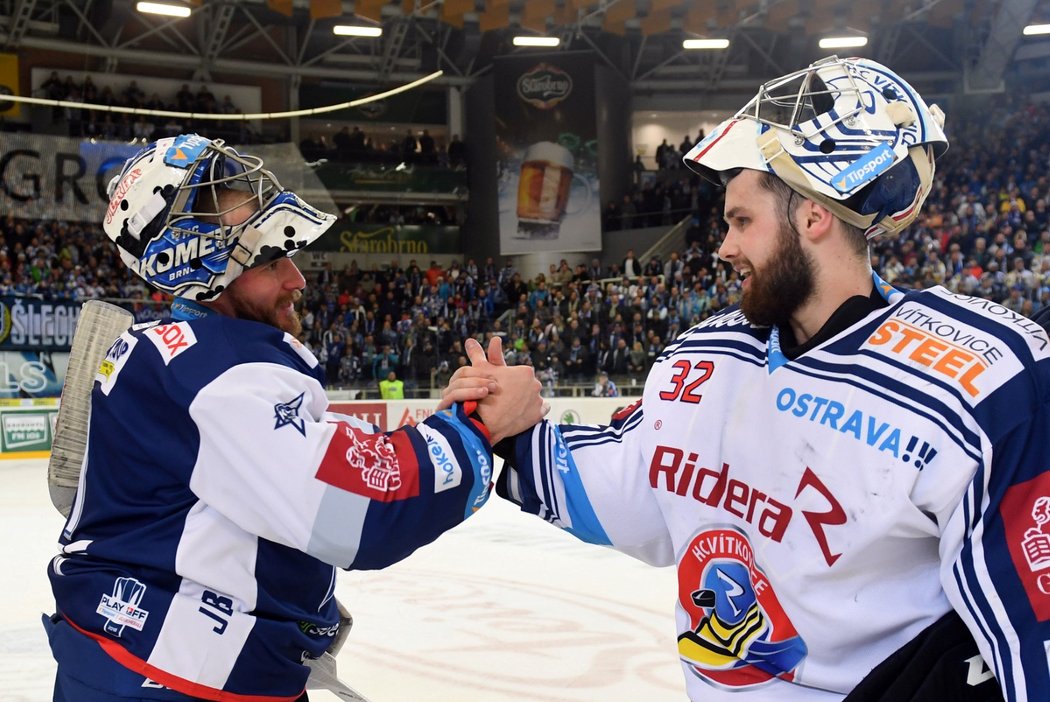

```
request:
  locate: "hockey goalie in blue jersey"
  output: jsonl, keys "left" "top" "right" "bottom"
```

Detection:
{"left": 44, "top": 134, "right": 544, "bottom": 702}
{"left": 456, "top": 57, "right": 1050, "bottom": 701}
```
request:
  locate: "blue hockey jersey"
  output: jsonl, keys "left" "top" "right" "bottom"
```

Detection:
{"left": 498, "top": 280, "right": 1050, "bottom": 701}
{"left": 49, "top": 312, "right": 493, "bottom": 701}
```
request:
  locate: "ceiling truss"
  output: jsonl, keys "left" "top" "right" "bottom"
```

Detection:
{"left": 0, "top": 0, "right": 1041, "bottom": 110}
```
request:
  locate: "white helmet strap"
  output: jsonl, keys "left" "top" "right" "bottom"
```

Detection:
{"left": 757, "top": 129, "right": 936, "bottom": 240}
{"left": 230, "top": 224, "right": 263, "bottom": 268}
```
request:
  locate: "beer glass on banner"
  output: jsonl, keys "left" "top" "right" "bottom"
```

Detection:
{"left": 514, "top": 141, "right": 591, "bottom": 239}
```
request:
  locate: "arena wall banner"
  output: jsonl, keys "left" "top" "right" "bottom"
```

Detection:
{"left": 0, "top": 134, "right": 139, "bottom": 222}
{"left": 0, "top": 53, "right": 21, "bottom": 119}
{"left": 0, "top": 396, "right": 630, "bottom": 457}
{"left": 0, "top": 297, "right": 81, "bottom": 351}
{"left": 494, "top": 52, "right": 602, "bottom": 256}
{"left": 315, "top": 222, "right": 462, "bottom": 255}
{"left": 0, "top": 135, "right": 335, "bottom": 223}
{"left": 327, "top": 397, "right": 628, "bottom": 431}
{"left": 0, "top": 350, "right": 67, "bottom": 398}
{"left": 0, "top": 398, "right": 59, "bottom": 458}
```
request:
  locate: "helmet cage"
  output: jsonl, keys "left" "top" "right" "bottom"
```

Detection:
{"left": 683, "top": 56, "right": 947, "bottom": 240}
{"left": 106, "top": 135, "right": 335, "bottom": 300}
{"left": 738, "top": 60, "right": 897, "bottom": 155}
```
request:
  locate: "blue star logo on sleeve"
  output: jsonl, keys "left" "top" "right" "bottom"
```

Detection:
{"left": 274, "top": 392, "right": 306, "bottom": 436}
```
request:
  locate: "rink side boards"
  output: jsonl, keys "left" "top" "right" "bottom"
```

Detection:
{"left": 0, "top": 397, "right": 629, "bottom": 459}
{"left": 326, "top": 397, "right": 629, "bottom": 431}
{"left": 0, "top": 397, "right": 59, "bottom": 459}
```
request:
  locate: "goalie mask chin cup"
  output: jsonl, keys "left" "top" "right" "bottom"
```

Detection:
{"left": 103, "top": 134, "right": 336, "bottom": 301}
{"left": 683, "top": 55, "right": 948, "bottom": 240}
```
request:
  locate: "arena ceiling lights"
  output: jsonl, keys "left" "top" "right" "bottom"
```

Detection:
{"left": 682, "top": 38, "right": 730, "bottom": 50}
{"left": 512, "top": 36, "right": 561, "bottom": 47}
{"left": 135, "top": 1, "right": 191, "bottom": 18}
{"left": 333, "top": 24, "right": 383, "bottom": 38}
{"left": 819, "top": 35, "right": 868, "bottom": 49}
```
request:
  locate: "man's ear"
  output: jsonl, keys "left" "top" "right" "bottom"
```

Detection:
{"left": 797, "top": 199, "right": 836, "bottom": 242}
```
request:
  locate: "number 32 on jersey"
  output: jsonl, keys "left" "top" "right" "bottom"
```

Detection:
{"left": 659, "top": 359, "right": 715, "bottom": 403}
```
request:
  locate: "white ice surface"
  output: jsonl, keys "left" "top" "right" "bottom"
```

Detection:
{"left": 1, "top": 458, "right": 685, "bottom": 701}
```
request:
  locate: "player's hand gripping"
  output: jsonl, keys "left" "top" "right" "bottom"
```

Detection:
{"left": 439, "top": 337, "right": 547, "bottom": 444}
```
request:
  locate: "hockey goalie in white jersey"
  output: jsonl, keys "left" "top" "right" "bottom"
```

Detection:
{"left": 454, "top": 56, "right": 1050, "bottom": 701}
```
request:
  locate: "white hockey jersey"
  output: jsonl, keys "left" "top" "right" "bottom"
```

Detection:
{"left": 498, "top": 278, "right": 1050, "bottom": 701}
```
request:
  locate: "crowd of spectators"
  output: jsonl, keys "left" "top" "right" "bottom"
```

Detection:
{"left": 299, "top": 127, "right": 466, "bottom": 169}
{"left": 603, "top": 133, "right": 718, "bottom": 231}
{"left": 3, "top": 95, "right": 1050, "bottom": 396}
{"left": 38, "top": 71, "right": 259, "bottom": 144}
{"left": 343, "top": 203, "right": 463, "bottom": 227}
{"left": 296, "top": 255, "right": 693, "bottom": 395}
{"left": 0, "top": 215, "right": 141, "bottom": 302}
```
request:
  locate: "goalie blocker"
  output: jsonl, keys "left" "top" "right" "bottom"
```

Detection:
{"left": 843, "top": 610, "right": 1003, "bottom": 702}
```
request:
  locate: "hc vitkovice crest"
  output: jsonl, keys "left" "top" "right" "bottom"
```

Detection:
{"left": 677, "top": 527, "right": 807, "bottom": 688}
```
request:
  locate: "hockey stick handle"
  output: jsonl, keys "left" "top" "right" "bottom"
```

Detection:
{"left": 48, "top": 300, "right": 134, "bottom": 517}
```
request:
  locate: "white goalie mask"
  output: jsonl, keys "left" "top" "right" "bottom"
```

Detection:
{"left": 104, "top": 134, "right": 336, "bottom": 300}
{"left": 684, "top": 56, "right": 948, "bottom": 240}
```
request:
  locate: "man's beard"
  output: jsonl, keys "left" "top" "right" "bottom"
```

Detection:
{"left": 740, "top": 221, "right": 815, "bottom": 328}
{"left": 228, "top": 289, "right": 303, "bottom": 336}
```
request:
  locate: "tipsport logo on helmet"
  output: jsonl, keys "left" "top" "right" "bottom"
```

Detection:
{"left": 163, "top": 134, "right": 212, "bottom": 169}
{"left": 677, "top": 527, "right": 807, "bottom": 688}
{"left": 832, "top": 143, "right": 895, "bottom": 193}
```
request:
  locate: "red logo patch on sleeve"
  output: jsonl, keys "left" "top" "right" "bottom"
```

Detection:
{"left": 612, "top": 399, "right": 641, "bottom": 423}
{"left": 999, "top": 473, "right": 1050, "bottom": 621}
{"left": 315, "top": 423, "right": 420, "bottom": 502}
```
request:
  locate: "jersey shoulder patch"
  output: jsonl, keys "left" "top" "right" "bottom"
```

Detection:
{"left": 143, "top": 321, "right": 197, "bottom": 366}
{"left": 859, "top": 289, "right": 1036, "bottom": 404}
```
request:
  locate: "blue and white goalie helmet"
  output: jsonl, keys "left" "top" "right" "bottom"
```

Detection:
{"left": 684, "top": 56, "right": 948, "bottom": 240}
{"left": 104, "top": 134, "right": 336, "bottom": 300}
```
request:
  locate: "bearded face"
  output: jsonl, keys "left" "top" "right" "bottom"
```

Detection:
{"left": 739, "top": 218, "right": 816, "bottom": 328}
{"left": 219, "top": 261, "right": 304, "bottom": 336}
